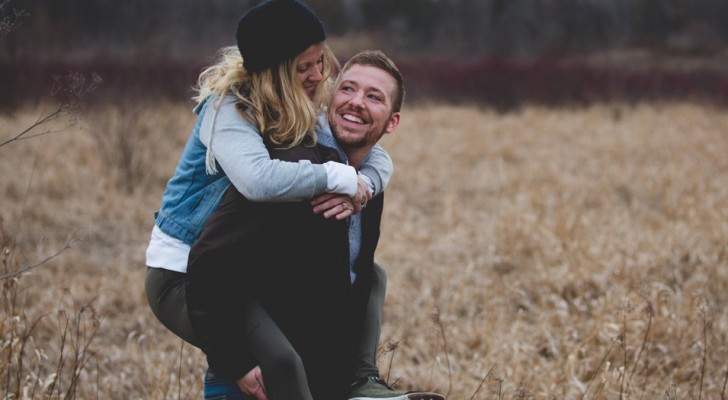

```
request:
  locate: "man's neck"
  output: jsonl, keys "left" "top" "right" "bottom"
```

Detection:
{"left": 343, "top": 147, "right": 369, "bottom": 169}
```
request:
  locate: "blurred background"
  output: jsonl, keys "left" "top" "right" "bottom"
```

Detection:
{"left": 3, "top": 1, "right": 728, "bottom": 399}
{"left": 2, "top": 0, "right": 728, "bottom": 109}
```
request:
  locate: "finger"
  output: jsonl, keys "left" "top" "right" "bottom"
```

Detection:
{"left": 324, "top": 202, "right": 355, "bottom": 219}
{"left": 327, "top": 207, "right": 354, "bottom": 219}
{"left": 334, "top": 209, "right": 353, "bottom": 220}
{"left": 255, "top": 369, "right": 266, "bottom": 394}
{"left": 313, "top": 199, "right": 342, "bottom": 214}
{"left": 313, "top": 196, "right": 349, "bottom": 214}
{"left": 251, "top": 386, "right": 268, "bottom": 400}
{"left": 323, "top": 202, "right": 349, "bottom": 219}
{"left": 311, "top": 193, "right": 337, "bottom": 207}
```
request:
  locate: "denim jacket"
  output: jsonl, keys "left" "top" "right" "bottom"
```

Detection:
{"left": 155, "top": 100, "right": 232, "bottom": 244}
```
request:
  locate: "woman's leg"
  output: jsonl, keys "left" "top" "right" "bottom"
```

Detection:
{"left": 242, "top": 301, "right": 314, "bottom": 400}
{"left": 352, "top": 262, "right": 387, "bottom": 381}
{"left": 147, "top": 267, "right": 312, "bottom": 399}
{"left": 145, "top": 266, "right": 201, "bottom": 347}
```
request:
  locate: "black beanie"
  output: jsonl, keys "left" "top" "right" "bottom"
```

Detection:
{"left": 236, "top": 0, "right": 326, "bottom": 73}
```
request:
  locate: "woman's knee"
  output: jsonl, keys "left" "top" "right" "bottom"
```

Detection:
{"left": 266, "top": 347, "right": 306, "bottom": 381}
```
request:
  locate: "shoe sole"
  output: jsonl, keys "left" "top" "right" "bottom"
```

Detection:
{"left": 406, "top": 393, "right": 445, "bottom": 400}
{"left": 349, "top": 396, "right": 410, "bottom": 400}
{"left": 350, "top": 394, "right": 444, "bottom": 400}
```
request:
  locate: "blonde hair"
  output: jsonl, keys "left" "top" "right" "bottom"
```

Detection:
{"left": 194, "top": 44, "right": 339, "bottom": 150}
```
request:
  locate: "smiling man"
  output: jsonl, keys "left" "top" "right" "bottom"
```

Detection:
{"left": 319, "top": 50, "right": 443, "bottom": 400}
{"left": 328, "top": 51, "right": 403, "bottom": 169}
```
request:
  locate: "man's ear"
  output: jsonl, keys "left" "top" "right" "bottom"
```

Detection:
{"left": 384, "top": 112, "right": 400, "bottom": 135}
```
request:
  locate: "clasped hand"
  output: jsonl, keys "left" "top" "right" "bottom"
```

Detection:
{"left": 311, "top": 175, "right": 372, "bottom": 219}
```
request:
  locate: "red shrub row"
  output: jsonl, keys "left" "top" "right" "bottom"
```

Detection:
{"left": 2, "top": 58, "right": 728, "bottom": 110}
{"left": 399, "top": 57, "right": 728, "bottom": 109}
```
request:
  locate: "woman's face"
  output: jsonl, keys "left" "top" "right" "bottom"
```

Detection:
{"left": 296, "top": 43, "right": 325, "bottom": 98}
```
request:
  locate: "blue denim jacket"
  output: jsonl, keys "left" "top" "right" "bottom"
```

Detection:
{"left": 155, "top": 100, "right": 232, "bottom": 244}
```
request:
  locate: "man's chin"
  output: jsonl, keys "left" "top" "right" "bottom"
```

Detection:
{"left": 334, "top": 134, "right": 367, "bottom": 149}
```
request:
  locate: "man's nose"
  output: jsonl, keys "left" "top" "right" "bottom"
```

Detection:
{"left": 349, "top": 91, "right": 365, "bottom": 107}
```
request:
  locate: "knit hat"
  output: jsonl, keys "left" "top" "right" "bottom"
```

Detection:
{"left": 236, "top": 0, "right": 326, "bottom": 72}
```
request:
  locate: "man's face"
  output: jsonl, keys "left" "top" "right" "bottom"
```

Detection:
{"left": 328, "top": 64, "right": 400, "bottom": 149}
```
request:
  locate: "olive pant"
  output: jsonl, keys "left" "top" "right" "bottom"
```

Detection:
{"left": 145, "top": 264, "right": 387, "bottom": 399}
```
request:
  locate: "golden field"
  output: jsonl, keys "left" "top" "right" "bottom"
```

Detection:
{"left": 1, "top": 100, "right": 727, "bottom": 399}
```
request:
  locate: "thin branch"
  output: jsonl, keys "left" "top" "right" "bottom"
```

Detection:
{"left": 178, "top": 340, "right": 184, "bottom": 400}
{"left": 383, "top": 340, "right": 399, "bottom": 384}
{"left": 0, "top": 106, "right": 64, "bottom": 148}
{"left": 0, "top": 1, "right": 29, "bottom": 41}
{"left": 0, "top": 238, "right": 78, "bottom": 281}
{"left": 469, "top": 361, "right": 497, "bottom": 400}
{"left": 433, "top": 307, "right": 452, "bottom": 398}
{"left": 635, "top": 302, "right": 654, "bottom": 400}
{"left": 578, "top": 339, "right": 616, "bottom": 400}
{"left": 11, "top": 124, "right": 76, "bottom": 142}
{"left": 699, "top": 308, "right": 707, "bottom": 400}
{"left": 620, "top": 306, "right": 628, "bottom": 399}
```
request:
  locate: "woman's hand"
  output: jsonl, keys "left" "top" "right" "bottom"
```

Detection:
{"left": 237, "top": 366, "right": 267, "bottom": 400}
{"left": 311, "top": 193, "right": 356, "bottom": 220}
{"left": 354, "top": 175, "right": 373, "bottom": 210}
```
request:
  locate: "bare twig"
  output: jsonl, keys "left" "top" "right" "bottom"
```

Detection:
{"left": 636, "top": 302, "right": 654, "bottom": 400}
{"left": 721, "top": 365, "right": 728, "bottom": 400}
{"left": 620, "top": 304, "right": 629, "bottom": 399}
{"left": 470, "top": 362, "right": 497, "bottom": 400}
{"left": 699, "top": 307, "right": 707, "bottom": 400}
{"left": 1, "top": 71, "right": 101, "bottom": 149}
{"left": 0, "top": 237, "right": 78, "bottom": 281}
{"left": 578, "top": 339, "right": 616, "bottom": 400}
{"left": 63, "top": 305, "right": 99, "bottom": 400}
{"left": 0, "top": 0, "right": 29, "bottom": 41}
{"left": 384, "top": 340, "right": 400, "bottom": 384}
{"left": 47, "top": 310, "right": 70, "bottom": 398}
{"left": 0, "top": 105, "right": 64, "bottom": 147}
{"left": 624, "top": 299, "right": 654, "bottom": 398}
{"left": 433, "top": 307, "right": 452, "bottom": 398}
{"left": 178, "top": 340, "right": 184, "bottom": 400}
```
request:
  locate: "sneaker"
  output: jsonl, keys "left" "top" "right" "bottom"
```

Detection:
{"left": 203, "top": 368, "right": 254, "bottom": 400}
{"left": 347, "top": 376, "right": 445, "bottom": 400}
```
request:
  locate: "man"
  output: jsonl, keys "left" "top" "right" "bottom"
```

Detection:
{"left": 188, "top": 51, "right": 444, "bottom": 400}
{"left": 318, "top": 51, "right": 443, "bottom": 400}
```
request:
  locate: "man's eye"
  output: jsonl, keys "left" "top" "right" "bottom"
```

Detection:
{"left": 368, "top": 94, "right": 382, "bottom": 102}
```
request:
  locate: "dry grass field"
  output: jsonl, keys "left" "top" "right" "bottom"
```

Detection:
{"left": 2, "top": 99, "right": 727, "bottom": 399}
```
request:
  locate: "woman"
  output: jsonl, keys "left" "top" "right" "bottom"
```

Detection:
{"left": 144, "top": 0, "right": 392, "bottom": 399}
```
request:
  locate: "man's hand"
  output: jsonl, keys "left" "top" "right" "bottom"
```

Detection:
{"left": 311, "top": 193, "right": 356, "bottom": 220}
{"left": 237, "top": 366, "right": 267, "bottom": 400}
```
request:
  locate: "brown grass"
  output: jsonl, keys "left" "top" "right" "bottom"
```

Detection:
{"left": 1, "top": 100, "right": 727, "bottom": 399}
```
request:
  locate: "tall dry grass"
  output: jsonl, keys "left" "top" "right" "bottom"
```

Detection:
{"left": 1, "top": 100, "right": 727, "bottom": 399}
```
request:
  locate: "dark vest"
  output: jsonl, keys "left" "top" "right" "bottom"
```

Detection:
{"left": 186, "top": 142, "right": 383, "bottom": 398}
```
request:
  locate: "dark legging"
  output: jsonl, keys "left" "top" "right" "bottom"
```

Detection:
{"left": 145, "top": 264, "right": 387, "bottom": 399}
